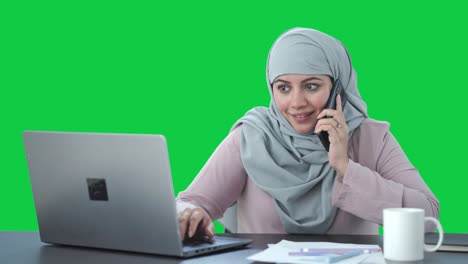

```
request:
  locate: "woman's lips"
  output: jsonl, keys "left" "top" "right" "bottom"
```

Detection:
{"left": 290, "top": 112, "right": 313, "bottom": 122}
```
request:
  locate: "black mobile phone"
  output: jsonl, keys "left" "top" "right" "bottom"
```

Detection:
{"left": 317, "top": 79, "right": 347, "bottom": 152}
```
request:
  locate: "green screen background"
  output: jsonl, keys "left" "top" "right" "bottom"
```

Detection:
{"left": 1, "top": 2, "right": 467, "bottom": 234}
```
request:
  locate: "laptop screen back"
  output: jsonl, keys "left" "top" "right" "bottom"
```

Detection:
{"left": 23, "top": 131, "right": 184, "bottom": 256}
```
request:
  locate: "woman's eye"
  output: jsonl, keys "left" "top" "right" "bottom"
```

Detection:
{"left": 278, "top": 85, "right": 289, "bottom": 92}
{"left": 306, "top": 83, "right": 318, "bottom": 90}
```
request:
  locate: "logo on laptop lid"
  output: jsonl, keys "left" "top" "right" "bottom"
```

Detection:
{"left": 86, "top": 178, "right": 109, "bottom": 201}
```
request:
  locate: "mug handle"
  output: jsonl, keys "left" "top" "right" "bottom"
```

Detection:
{"left": 424, "top": 216, "right": 444, "bottom": 252}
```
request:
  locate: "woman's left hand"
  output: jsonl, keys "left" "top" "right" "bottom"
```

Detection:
{"left": 315, "top": 94, "right": 349, "bottom": 177}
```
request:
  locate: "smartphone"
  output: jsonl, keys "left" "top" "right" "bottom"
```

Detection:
{"left": 317, "top": 79, "right": 347, "bottom": 152}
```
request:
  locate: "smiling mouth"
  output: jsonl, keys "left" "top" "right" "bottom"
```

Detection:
{"left": 291, "top": 112, "right": 313, "bottom": 118}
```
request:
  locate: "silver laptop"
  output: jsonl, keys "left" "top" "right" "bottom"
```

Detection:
{"left": 23, "top": 131, "right": 251, "bottom": 257}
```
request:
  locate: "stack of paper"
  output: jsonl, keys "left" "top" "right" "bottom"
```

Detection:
{"left": 247, "top": 240, "right": 384, "bottom": 264}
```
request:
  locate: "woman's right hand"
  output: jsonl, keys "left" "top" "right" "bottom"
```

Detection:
{"left": 178, "top": 207, "right": 214, "bottom": 241}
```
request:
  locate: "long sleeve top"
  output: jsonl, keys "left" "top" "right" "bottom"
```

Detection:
{"left": 176, "top": 119, "right": 440, "bottom": 234}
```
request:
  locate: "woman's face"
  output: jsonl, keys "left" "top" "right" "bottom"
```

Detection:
{"left": 272, "top": 74, "right": 332, "bottom": 134}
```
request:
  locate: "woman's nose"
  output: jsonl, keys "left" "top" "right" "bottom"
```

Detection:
{"left": 290, "top": 90, "right": 307, "bottom": 108}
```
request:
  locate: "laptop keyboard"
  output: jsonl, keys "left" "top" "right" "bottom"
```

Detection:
{"left": 182, "top": 236, "right": 242, "bottom": 252}
{"left": 183, "top": 236, "right": 215, "bottom": 247}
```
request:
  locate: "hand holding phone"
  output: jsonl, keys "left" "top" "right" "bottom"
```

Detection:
{"left": 317, "top": 79, "right": 347, "bottom": 152}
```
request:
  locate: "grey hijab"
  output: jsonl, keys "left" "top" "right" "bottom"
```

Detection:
{"left": 232, "top": 28, "right": 368, "bottom": 234}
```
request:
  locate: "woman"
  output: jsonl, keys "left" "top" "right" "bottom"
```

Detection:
{"left": 176, "top": 28, "right": 439, "bottom": 240}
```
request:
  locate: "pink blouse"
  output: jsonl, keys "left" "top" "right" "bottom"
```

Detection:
{"left": 176, "top": 119, "right": 439, "bottom": 234}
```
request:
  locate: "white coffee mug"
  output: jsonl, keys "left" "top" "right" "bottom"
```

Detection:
{"left": 383, "top": 208, "right": 443, "bottom": 261}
